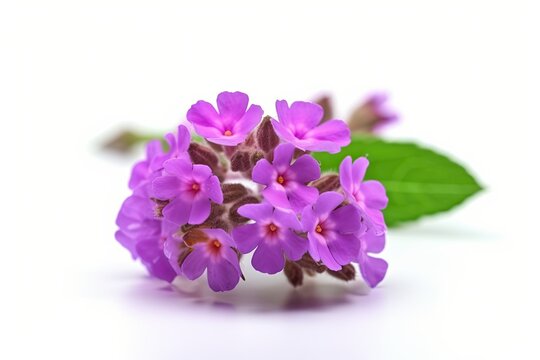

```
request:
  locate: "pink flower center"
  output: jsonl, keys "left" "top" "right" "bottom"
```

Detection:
{"left": 224, "top": 130, "right": 233, "bottom": 136}
{"left": 276, "top": 175, "right": 286, "bottom": 185}
{"left": 315, "top": 224, "right": 324, "bottom": 234}
{"left": 207, "top": 239, "right": 222, "bottom": 256}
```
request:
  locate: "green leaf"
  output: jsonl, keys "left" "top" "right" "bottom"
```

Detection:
{"left": 313, "top": 136, "right": 483, "bottom": 227}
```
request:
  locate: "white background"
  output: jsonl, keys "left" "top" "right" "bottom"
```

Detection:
{"left": 1, "top": 1, "right": 539, "bottom": 359}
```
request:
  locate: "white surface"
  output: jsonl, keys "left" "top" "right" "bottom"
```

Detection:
{"left": 2, "top": 1, "right": 538, "bottom": 359}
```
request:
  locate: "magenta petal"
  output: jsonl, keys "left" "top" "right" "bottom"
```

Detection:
{"left": 115, "top": 230, "right": 138, "bottom": 259}
{"left": 339, "top": 156, "right": 354, "bottom": 196}
{"left": 361, "top": 180, "right": 388, "bottom": 209}
{"left": 305, "top": 120, "right": 351, "bottom": 146}
{"left": 275, "top": 100, "right": 292, "bottom": 127}
{"left": 232, "top": 104, "right": 263, "bottom": 134}
{"left": 203, "top": 175, "right": 223, "bottom": 204}
{"left": 288, "top": 154, "right": 321, "bottom": 183}
{"left": 136, "top": 240, "right": 177, "bottom": 282}
{"left": 191, "top": 164, "right": 212, "bottom": 182}
{"left": 207, "top": 256, "right": 240, "bottom": 291}
{"left": 152, "top": 176, "right": 180, "bottom": 200}
{"left": 162, "top": 198, "right": 191, "bottom": 225}
{"left": 360, "top": 255, "right": 388, "bottom": 288}
{"left": 206, "top": 133, "right": 246, "bottom": 146}
{"left": 288, "top": 101, "right": 324, "bottom": 130}
{"left": 251, "top": 241, "right": 285, "bottom": 274}
{"left": 352, "top": 157, "right": 369, "bottom": 184}
{"left": 181, "top": 247, "right": 209, "bottom": 280}
{"left": 176, "top": 125, "right": 191, "bottom": 153}
{"left": 163, "top": 158, "right": 193, "bottom": 178}
{"left": 189, "top": 198, "right": 211, "bottom": 224}
{"left": 301, "top": 206, "right": 318, "bottom": 232}
{"left": 307, "top": 232, "right": 321, "bottom": 261}
{"left": 216, "top": 91, "right": 249, "bottom": 124}
{"left": 329, "top": 205, "right": 361, "bottom": 233}
{"left": 262, "top": 184, "right": 290, "bottom": 209}
{"left": 280, "top": 230, "right": 308, "bottom": 261}
{"left": 312, "top": 234, "right": 341, "bottom": 271}
{"left": 274, "top": 208, "right": 302, "bottom": 231}
{"left": 363, "top": 230, "right": 386, "bottom": 254}
{"left": 287, "top": 184, "right": 318, "bottom": 213}
{"left": 272, "top": 143, "right": 295, "bottom": 171}
{"left": 326, "top": 233, "right": 360, "bottom": 265}
{"left": 232, "top": 223, "right": 263, "bottom": 253}
{"left": 313, "top": 191, "right": 343, "bottom": 217}
{"left": 203, "top": 228, "right": 235, "bottom": 248}
{"left": 252, "top": 159, "right": 276, "bottom": 185}
{"left": 186, "top": 100, "right": 223, "bottom": 130}
{"left": 129, "top": 162, "right": 149, "bottom": 190}
{"left": 237, "top": 202, "right": 273, "bottom": 222}
{"left": 270, "top": 118, "right": 297, "bottom": 144}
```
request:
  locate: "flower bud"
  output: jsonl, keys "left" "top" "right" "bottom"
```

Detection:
{"left": 256, "top": 116, "right": 280, "bottom": 153}
{"left": 284, "top": 260, "right": 304, "bottom": 287}
{"left": 229, "top": 195, "right": 260, "bottom": 224}
{"left": 188, "top": 142, "right": 219, "bottom": 172}
{"left": 296, "top": 253, "right": 327, "bottom": 273}
{"left": 327, "top": 264, "right": 356, "bottom": 281}
{"left": 314, "top": 95, "right": 334, "bottom": 124}
{"left": 151, "top": 198, "right": 169, "bottom": 218}
{"left": 230, "top": 150, "right": 252, "bottom": 172}
{"left": 311, "top": 174, "right": 340, "bottom": 193}
{"left": 222, "top": 183, "right": 249, "bottom": 203}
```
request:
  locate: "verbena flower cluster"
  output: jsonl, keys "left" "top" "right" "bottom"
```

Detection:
{"left": 116, "top": 91, "right": 389, "bottom": 292}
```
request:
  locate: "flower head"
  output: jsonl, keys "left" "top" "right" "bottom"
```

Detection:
{"left": 339, "top": 156, "right": 388, "bottom": 234}
{"left": 301, "top": 192, "right": 362, "bottom": 271}
{"left": 270, "top": 100, "right": 351, "bottom": 154}
{"left": 115, "top": 189, "right": 176, "bottom": 282}
{"left": 232, "top": 202, "right": 307, "bottom": 274}
{"left": 186, "top": 91, "right": 263, "bottom": 146}
{"left": 356, "top": 228, "right": 388, "bottom": 288}
{"left": 170, "top": 228, "right": 242, "bottom": 292}
{"left": 152, "top": 158, "right": 223, "bottom": 226}
{"left": 252, "top": 143, "right": 320, "bottom": 213}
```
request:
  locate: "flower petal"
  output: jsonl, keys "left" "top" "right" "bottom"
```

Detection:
{"left": 216, "top": 91, "right": 249, "bottom": 125}
{"left": 162, "top": 198, "right": 191, "bottom": 225}
{"left": 238, "top": 202, "right": 274, "bottom": 222}
{"left": 204, "top": 228, "right": 235, "bottom": 248}
{"left": 328, "top": 204, "right": 361, "bottom": 233}
{"left": 270, "top": 118, "right": 297, "bottom": 144}
{"left": 187, "top": 100, "right": 223, "bottom": 130}
{"left": 232, "top": 104, "right": 263, "bottom": 135}
{"left": 339, "top": 156, "right": 354, "bottom": 196}
{"left": 191, "top": 164, "right": 212, "bottom": 182}
{"left": 136, "top": 240, "right": 177, "bottom": 282}
{"left": 274, "top": 208, "right": 302, "bottom": 231}
{"left": 361, "top": 180, "right": 388, "bottom": 209}
{"left": 312, "top": 233, "right": 341, "bottom": 271}
{"left": 352, "top": 157, "right": 369, "bottom": 185}
{"left": 363, "top": 229, "right": 386, "bottom": 254}
{"left": 207, "top": 256, "right": 240, "bottom": 291}
{"left": 176, "top": 125, "right": 191, "bottom": 153}
{"left": 251, "top": 241, "right": 285, "bottom": 274}
{"left": 272, "top": 143, "right": 295, "bottom": 171}
{"left": 189, "top": 198, "right": 211, "bottom": 224}
{"left": 304, "top": 120, "right": 351, "bottom": 146}
{"left": 252, "top": 158, "right": 277, "bottom": 185}
{"left": 152, "top": 176, "right": 181, "bottom": 200}
{"left": 313, "top": 191, "right": 343, "bottom": 217}
{"left": 301, "top": 206, "right": 318, "bottom": 232}
{"left": 181, "top": 246, "right": 209, "bottom": 280}
{"left": 288, "top": 154, "right": 321, "bottom": 183}
{"left": 359, "top": 255, "right": 388, "bottom": 288}
{"left": 287, "top": 184, "right": 319, "bottom": 213}
{"left": 262, "top": 184, "right": 291, "bottom": 210}
{"left": 163, "top": 158, "right": 193, "bottom": 178}
{"left": 203, "top": 175, "right": 223, "bottom": 204}
{"left": 288, "top": 101, "right": 324, "bottom": 133}
{"left": 232, "top": 223, "right": 263, "bottom": 253}
{"left": 280, "top": 230, "right": 308, "bottom": 261}
{"left": 326, "top": 232, "right": 360, "bottom": 265}
{"left": 275, "top": 99, "right": 292, "bottom": 127}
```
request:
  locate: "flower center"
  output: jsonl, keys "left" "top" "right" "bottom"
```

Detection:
{"left": 212, "top": 240, "right": 221, "bottom": 248}
{"left": 224, "top": 130, "right": 233, "bottom": 136}
{"left": 277, "top": 175, "right": 285, "bottom": 185}
{"left": 315, "top": 224, "right": 324, "bottom": 234}
{"left": 269, "top": 223, "right": 278, "bottom": 232}
{"left": 191, "top": 183, "right": 200, "bottom": 191}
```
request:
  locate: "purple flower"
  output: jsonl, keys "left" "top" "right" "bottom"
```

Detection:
{"left": 339, "top": 156, "right": 388, "bottom": 234}
{"left": 364, "top": 92, "right": 399, "bottom": 132}
{"left": 129, "top": 125, "right": 191, "bottom": 192}
{"left": 252, "top": 143, "right": 320, "bottom": 213}
{"left": 232, "top": 202, "right": 307, "bottom": 274}
{"left": 357, "top": 228, "right": 388, "bottom": 288}
{"left": 270, "top": 100, "right": 351, "bottom": 154}
{"left": 177, "top": 228, "right": 242, "bottom": 292}
{"left": 301, "top": 191, "right": 361, "bottom": 271}
{"left": 152, "top": 158, "right": 223, "bottom": 226}
{"left": 186, "top": 91, "right": 263, "bottom": 146}
{"left": 115, "top": 190, "right": 177, "bottom": 282}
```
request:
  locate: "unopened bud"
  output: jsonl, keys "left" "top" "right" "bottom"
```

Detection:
{"left": 284, "top": 260, "right": 304, "bottom": 287}
{"left": 314, "top": 95, "right": 334, "bottom": 124}
{"left": 177, "top": 248, "right": 191, "bottom": 268}
{"left": 250, "top": 150, "right": 265, "bottom": 167}
{"left": 188, "top": 142, "right": 219, "bottom": 171}
{"left": 222, "top": 183, "right": 249, "bottom": 203}
{"left": 256, "top": 116, "right": 280, "bottom": 153}
{"left": 207, "top": 141, "right": 224, "bottom": 153}
{"left": 230, "top": 150, "right": 252, "bottom": 172}
{"left": 151, "top": 198, "right": 170, "bottom": 218}
{"left": 327, "top": 264, "right": 356, "bottom": 281}
{"left": 229, "top": 195, "right": 260, "bottom": 224}
{"left": 311, "top": 174, "right": 340, "bottom": 193}
{"left": 296, "top": 253, "right": 326, "bottom": 273}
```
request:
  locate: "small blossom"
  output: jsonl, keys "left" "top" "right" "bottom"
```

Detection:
{"left": 252, "top": 143, "right": 320, "bottom": 213}
{"left": 339, "top": 156, "right": 388, "bottom": 234}
{"left": 170, "top": 228, "right": 242, "bottom": 292}
{"left": 270, "top": 100, "right": 351, "bottom": 154}
{"left": 115, "top": 190, "right": 177, "bottom": 282}
{"left": 152, "top": 158, "right": 223, "bottom": 226}
{"left": 232, "top": 202, "right": 307, "bottom": 274}
{"left": 301, "top": 192, "right": 362, "bottom": 271}
{"left": 186, "top": 91, "right": 263, "bottom": 146}
{"left": 356, "top": 228, "right": 388, "bottom": 288}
